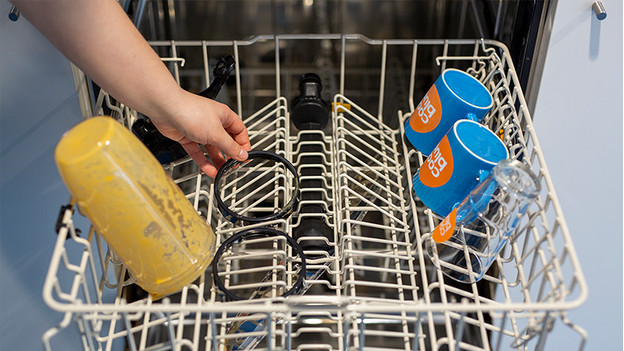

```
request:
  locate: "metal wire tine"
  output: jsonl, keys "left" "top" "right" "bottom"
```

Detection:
{"left": 339, "top": 35, "right": 346, "bottom": 97}
{"left": 378, "top": 41, "right": 388, "bottom": 120}
{"left": 334, "top": 95, "right": 397, "bottom": 135}
{"left": 340, "top": 184, "right": 383, "bottom": 215}
{"left": 220, "top": 280, "right": 289, "bottom": 297}
{"left": 250, "top": 139, "right": 287, "bottom": 157}
{"left": 225, "top": 184, "right": 287, "bottom": 219}
{"left": 64, "top": 218, "right": 105, "bottom": 307}
{"left": 159, "top": 57, "right": 186, "bottom": 68}
{"left": 341, "top": 187, "right": 407, "bottom": 228}
{"left": 249, "top": 97, "right": 288, "bottom": 119}
{"left": 162, "top": 304, "right": 178, "bottom": 351}
{"left": 337, "top": 144, "right": 398, "bottom": 182}
{"left": 168, "top": 41, "right": 181, "bottom": 87}
{"left": 247, "top": 122, "right": 286, "bottom": 149}
{"left": 285, "top": 312, "right": 293, "bottom": 351}
{"left": 341, "top": 233, "right": 412, "bottom": 251}
{"left": 354, "top": 313, "right": 366, "bottom": 349}
{"left": 483, "top": 69, "right": 511, "bottom": 98}
{"left": 435, "top": 52, "right": 502, "bottom": 69}
{"left": 220, "top": 160, "right": 286, "bottom": 201}
{"left": 336, "top": 125, "right": 399, "bottom": 166}
{"left": 440, "top": 40, "right": 449, "bottom": 71}
{"left": 560, "top": 314, "right": 588, "bottom": 351}
{"left": 246, "top": 106, "right": 288, "bottom": 135}
{"left": 102, "top": 92, "right": 124, "bottom": 118}
{"left": 342, "top": 184, "right": 403, "bottom": 223}
{"left": 201, "top": 41, "right": 211, "bottom": 88}
{"left": 79, "top": 311, "right": 98, "bottom": 351}
{"left": 465, "top": 58, "right": 490, "bottom": 81}
{"left": 42, "top": 312, "right": 75, "bottom": 351}
{"left": 274, "top": 36, "right": 281, "bottom": 99}
{"left": 341, "top": 162, "right": 402, "bottom": 198}
{"left": 219, "top": 252, "right": 289, "bottom": 270}
{"left": 408, "top": 40, "right": 419, "bottom": 112}
{"left": 216, "top": 218, "right": 289, "bottom": 236}
{"left": 121, "top": 311, "right": 138, "bottom": 351}
{"left": 337, "top": 147, "right": 399, "bottom": 181}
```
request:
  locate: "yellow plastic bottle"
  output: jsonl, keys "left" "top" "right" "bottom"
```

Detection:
{"left": 55, "top": 116, "right": 216, "bottom": 299}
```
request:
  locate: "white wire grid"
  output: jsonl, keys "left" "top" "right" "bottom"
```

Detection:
{"left": 43, "top": 35, "right": 587, "bottom": 351}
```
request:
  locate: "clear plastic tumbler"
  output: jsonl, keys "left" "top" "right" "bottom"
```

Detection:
{"left": 424, "top": 159, "right": 540, "bottom": 283}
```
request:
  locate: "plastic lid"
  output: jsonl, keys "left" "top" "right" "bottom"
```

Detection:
{"left": 493, "top": 159, "right": 541, "bottom": 199}
{"left": 55, "top": 116, "right": 116, "bottom": 166}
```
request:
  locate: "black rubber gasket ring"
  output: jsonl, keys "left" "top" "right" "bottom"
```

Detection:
{"left": 212, "top": 228, "right": 307, "bottom": 301}
{"left": 214, "top": 150, "right": 300, "bottom": 224}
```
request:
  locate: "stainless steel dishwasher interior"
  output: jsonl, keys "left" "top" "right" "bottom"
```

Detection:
{"left": 126, "top": 0, "right": 546, "bottom": 119}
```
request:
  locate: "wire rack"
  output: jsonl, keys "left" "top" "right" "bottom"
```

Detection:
{"left": 43, "top": 35, "right": 587, "bottom": 351}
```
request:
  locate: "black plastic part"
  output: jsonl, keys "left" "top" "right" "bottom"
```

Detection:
{"left": 292, "top": 132, "right": 333, "bottom": 254}
{"left": 214, "top": 150, "right": 300, "bottom": 225}
{"left": 298, "top": 133, "right": 325, "bottom": 213}
{"left": 291, "top": 73, "right": 333, "bottom": 255}
{"left": 55, "top": 204, "right": 81, "bottom": 238}
{"left": 131, "top": 119, "right": 187, "bottom": 164}
{"left": 198, "top": 55, "right": 235, "bottom": 99}
{"left": 212, "top": 228, "right": 307, "bottom": 301}
{"left": 291, "top": 73, "right": 330, "bottom": 131}
{"left": 293, "top": 218, "right": 332, "bottom": 254}
{"left": 55, "top": 204, "right": 73, "bottom": 233}
{"left": 132, "top": 55, "right": 236, "bottom": 164}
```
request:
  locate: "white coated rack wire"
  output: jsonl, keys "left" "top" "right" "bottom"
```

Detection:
{"left": 43, "top": 35, "right": 587, "bottom": 351}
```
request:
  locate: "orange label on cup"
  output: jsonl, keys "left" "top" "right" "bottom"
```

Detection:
{"left": 419, "top": 136, "right": 454, "bottom": 188}
{"left": 410, "top": 85, "right": 442, "bottom": 133}
{"left": 432, "top": 207, "right": 457, "bottom": 243}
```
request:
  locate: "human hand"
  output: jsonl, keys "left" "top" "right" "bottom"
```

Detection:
{"left": 150, "top": 89, "right": 251, "bottom": 178}
{"left": 10, "top": 0, "right": 250, "bottom": 177}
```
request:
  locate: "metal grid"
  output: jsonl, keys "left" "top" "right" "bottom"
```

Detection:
{"left": 43, "top": 35, "right": 587, "bottom": 351}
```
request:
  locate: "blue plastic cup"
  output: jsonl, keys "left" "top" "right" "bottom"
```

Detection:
{"left": 405, "top": 69, "right": 494, "bottom": 155}
{"left": 413, "top": 119, "right": 509, "bottom": 217}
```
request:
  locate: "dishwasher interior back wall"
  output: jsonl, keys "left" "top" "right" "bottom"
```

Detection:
{"left": 125, "top": 0, "right": 544, "bottom": 113}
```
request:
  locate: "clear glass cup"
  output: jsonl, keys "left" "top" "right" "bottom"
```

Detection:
{"left": 424, "top": 159, "right": 541, "bottom": 283}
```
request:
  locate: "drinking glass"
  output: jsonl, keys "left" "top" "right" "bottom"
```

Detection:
{"left": 424, "top": 159, "right": 541, "bottom": 283}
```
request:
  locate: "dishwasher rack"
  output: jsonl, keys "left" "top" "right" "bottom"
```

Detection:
{"left": 43, "top": 35, "right": 587, "bottom": 351}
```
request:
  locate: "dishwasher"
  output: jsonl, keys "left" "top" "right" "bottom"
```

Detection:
{"left": 41, "top": 4, "right": 587, "bottom": 350}
{"left": 42, "top": 0, "right": 587, "bottom": 351}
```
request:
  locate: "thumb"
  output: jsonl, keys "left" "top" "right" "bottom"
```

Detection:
{"left": 212, "top": 127, "right": 249, "bottom": 161}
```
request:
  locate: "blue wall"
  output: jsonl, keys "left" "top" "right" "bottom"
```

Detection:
{"left": 0, "top": 1, "right": 83, "bottom": 349}
{"left": 532, "top": 0, "right": 623, "bottom": 349}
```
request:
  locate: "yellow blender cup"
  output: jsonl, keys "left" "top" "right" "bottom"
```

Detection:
{"left": 54, "top": 116, "right": 216, "bottom": 299}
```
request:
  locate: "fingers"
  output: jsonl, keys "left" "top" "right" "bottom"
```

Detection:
{"left": 157, "top": 94, "right": 252, "bottom": 177}
{"left": 216, "top": 106, "right": 251, "bottom": 159}
{"left": 180, "top": 142, "right": 219, "bottom": 178}
{"left": 204, "top": 144, "right": 227, "bottom": 171}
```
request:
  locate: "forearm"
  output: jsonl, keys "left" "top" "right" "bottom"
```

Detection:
{"left": 14, "top": 0, "right": 250, "bottom": 176}
{"left": 12, "top": 0, "right": 183, "bottom": 121}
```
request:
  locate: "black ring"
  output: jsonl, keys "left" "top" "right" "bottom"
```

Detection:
{"left": 214, "top": 150, "right": 300, "bottom": 224}
{"left": 212, "top": 228, "right": 307, "bottom": 301}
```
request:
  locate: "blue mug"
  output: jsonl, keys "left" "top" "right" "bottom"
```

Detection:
{"left": 405, "top": 69, "right": 494, "bottom": 155}
{"left": 413, "top": 119, "right": 509, "bottom": 217}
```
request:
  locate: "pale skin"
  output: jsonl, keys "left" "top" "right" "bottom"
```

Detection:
{"left": 12, "top": 0, "right": 251, "bottom": 178}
